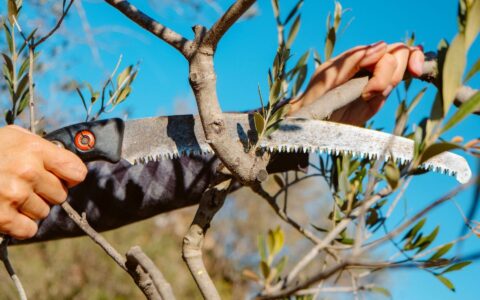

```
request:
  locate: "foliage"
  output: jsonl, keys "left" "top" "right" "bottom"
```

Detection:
{"left": 0, "top": 0, "right": 479, "bottom": 299}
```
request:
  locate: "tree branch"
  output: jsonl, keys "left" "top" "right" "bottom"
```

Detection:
{"left": 60, "top": 202, "right": 167, "bottom": 300}
{"left": 34, "top": 0, "right": 76, "bottom": 47}
{"left": 104, "top": 0, "right": 193, "bottom": 58}
{"left": 182, "top": 178, "right": 232, "bottom": 300}
{"left": 0, "top": 238, "right": 27, "bottom": 300}
{"left": 204, "top": 0, "right": 256, "bottom": 49}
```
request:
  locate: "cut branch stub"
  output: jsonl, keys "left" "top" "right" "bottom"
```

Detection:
{"left": 188, "top": 48, "right": 268, "bottom": 185}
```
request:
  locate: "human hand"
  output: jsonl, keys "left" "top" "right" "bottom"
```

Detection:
{"left": 289, "top": 42, "right": 424, "bottom": 126}
{"left": 0, "top": 126, "right": 87, "bottom": 239}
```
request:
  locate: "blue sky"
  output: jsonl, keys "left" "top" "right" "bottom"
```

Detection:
{"left": 17, "top": 0, "right": 480, "bottom": 299}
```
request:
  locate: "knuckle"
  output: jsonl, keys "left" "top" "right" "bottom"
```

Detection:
{"left": 382, "top": 54, "right": 398, "bottom": 67}
{"left": 16, "top": 164, "right": 39, "bottom": 183}
{"left": 4, "top": 183, "right": 29, "bottom": 207}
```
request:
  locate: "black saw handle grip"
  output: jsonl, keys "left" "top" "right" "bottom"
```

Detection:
{"left": 45, "top": 118, "right": 125, "bottom": 163}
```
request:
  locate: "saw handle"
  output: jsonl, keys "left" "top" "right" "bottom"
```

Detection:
{"left": 45, "top": 118, "right": 125, "bottom": 163}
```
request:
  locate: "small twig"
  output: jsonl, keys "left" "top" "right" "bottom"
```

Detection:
{"left": 28, "top": 45, "right": 36, "bottom": 133}
{"left": 60, "top": 202, "right": 164, "bottom": 299}
{"left": 34, "top": 0, "right": 76, "bottom": 47}
{"left": 0, "top": 238, "right": 27, "bottom": 300}
{"left": 363, "top": 176, "right": 478, "bottom": 252}
{"left": 385, "top": 176, "right": 413, "bottom": 218}
{"left": 277, "top": 187, "right": 391, "bottom": 290}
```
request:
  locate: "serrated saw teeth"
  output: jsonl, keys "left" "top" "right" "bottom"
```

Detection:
{"left": 123, "top": 115, "right": 471, "bottom": 183}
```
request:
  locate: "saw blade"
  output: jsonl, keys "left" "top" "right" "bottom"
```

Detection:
{"left": 122, "top": 114, "right": 472, "bottom": 184}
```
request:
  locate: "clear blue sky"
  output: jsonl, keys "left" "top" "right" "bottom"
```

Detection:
{"left": 26, "top": 0, "right": 480, "bottom": 299}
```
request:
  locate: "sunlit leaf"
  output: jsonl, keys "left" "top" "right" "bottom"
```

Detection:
{"left": 408, "top": 87, "right": 428, "bottom": 114}
{"left": 117, "top": 65, "right": 133, "bottom": 87}
{"left": 333, "top": 1, "right": 342, "bottom": 31}
{"left": 442, "top": 91, "right": 480, "bottom": 133}
{"left": 324, "top": 27, "right": 336, "bottom": 60}
{"left": 1, "top": 53, "right": 14, "bottom": 77}
{"left": 384, "top": 162, "right": 400, "bottom": 189}
{"left": 442, "top": 33, "right": 466, "bottom": 115}
{"left": 7, "top": 0, "right": 19, "bottom": 24}
{"left": 286, "top": 15, "right": 301, "bottom": 48}
{"left": 254, "top": 112, "right": 265, "bottom": 136}
{"left": 465, "top": 0, "right": 480, "bottom": 49}
{"left": 442, "top": 261, "right": 472, "bottom": 274}
{"left": 271, "top": 0, "right": 280, "bottom": 19}
{"left": 429, "top": 243, "right": 453, "bottom": 261}
{"left": 272, "top": 227, "right": 285, "bottom": 255}
{"left": 370, "top": 287, "right": 392, "bottom": 299}
{"left": 464, "top": 56, "right": 480, "bottom": 82}
{"left": 435, "top": 275, "right": 455, "bottom": 291}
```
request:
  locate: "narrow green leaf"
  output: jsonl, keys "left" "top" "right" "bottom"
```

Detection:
{"left": 442, "top": 33, "right": 466, "bottom": 115}
{"left": 429, "top": 243, "right": 454, "bottom": 261}
{"left": 284, "top": 0, "right": 303, "bottom": 25}
{"left": 408, "top": 87, "right": 428, "bottom": 114}
{"left": 313, "top": 49, "right": 322, "bottom": 67}
{"left": 254, "top": 112, "right": 265, "bottom": 136}
{"left": 384, "top": 162, "right": 400, "bottom": 189}
{"left": 420, "top": 142, "right": 464, "bottom": 164}
{"left": 4, "top": 24, "right": 14, "bottom": 53}
{"left": 442, "top": 261, "right": 472, "bottom": 274}
{"left": 324, "top": 27, "right": 336, "bottom": 60}
{"left": 8, "top": 0, "right": 19, "bottom": 24}
{"left": 267, "top": 229, "right": 275, "bottom": 257}
{"left": 260, "top": 261, "right": 270, "bottom": 279}
{"left": 465, "top": 0, "right": 480, "bottom": 49}
{"left": 242, "top": 269, "right": 260, "bottom": 282}
{"left": 257, "top": 234, "right": 267, "bottom": 262}
{"left": 292, "top": 65, "right": 307, "bottom": 97}
{"left": 273, "top": 227, "right": 285, "bottom": 255}
{"left": 402, "top": 218, "right": 426, "bottom": 242}
{"left": 435, "top": 275, "right": 455, "bottom": 292}
{"left": 275, "top": 256, "right": 287, "bottom": 275}
{"left": 1, "top": 53, "right": 14, "bottom": 77}
{"left": 114, "top": 86, "right": 131, "bottom": 105}
{"left": 464, "top": 56, "right": 480, "bottom": 82}
{"left": 117, "top": 65, "right": 133, "bottom": 87}
{"left": 271, "top": 0, "right": 280, "bottom": 19}
{"left": 333, "top": 1, "right": 342, "bottom": 31}
{"left": 442, "top": 91, "right": 480, "bottom": 133}
{"left": 286, "top": 15, "right": 301, "bottom": 48}
{"left": 370, "top": 287, "right": 392, "bottom": 299}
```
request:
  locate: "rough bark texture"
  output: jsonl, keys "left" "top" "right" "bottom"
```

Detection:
{"left": 189, "top": 48, "right": 268, "bottom": 185}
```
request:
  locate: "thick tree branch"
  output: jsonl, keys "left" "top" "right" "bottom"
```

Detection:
{"left": 204, "top": 0, "right": 256, "bottom": 49}
{"left": 104, "top": 0, "right": 193, "bottom": 58}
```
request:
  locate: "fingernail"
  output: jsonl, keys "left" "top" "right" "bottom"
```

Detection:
{"left": 414, "top": 55, "right": 424, "bottom": 75}
{"left": 382, "top": 85, "right": 394, "bottom": 97}
{"left": 366, "top": 41, "right": 385, "bottom": 56}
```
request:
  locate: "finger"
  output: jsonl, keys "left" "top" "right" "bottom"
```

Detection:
{"left": 0, "top": 209, "right": 38, "bottom": 240}
{"left": 18, "top": 193, "right": 50, "bottom": 220}
{"left": 362, "top": 53, "right": 398, "bottom": 100}
{"left": 41, "top": 143, "right": 87, "bottom": 187}
{"left": 387, "top": 43, "right": 410, "bottom": 86}
{"left": 298, "top": 42, "right": 387, "bottom": 109}
{"left": 34, "top": 170, "right": 68, "bottom": 205}
{"left": 408, "top": 47, "right": 425, "bottom": 77}
{"left": 332, "top": 41, "right": 387, "bottom": 86}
